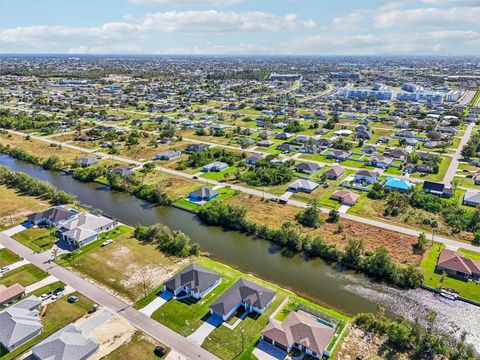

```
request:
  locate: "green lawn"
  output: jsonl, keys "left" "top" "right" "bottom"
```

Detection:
{"left": 410, "top": 156, "right": 452, "bottom": 182}
{"left": 0, "top": 264, "right": 48, "bottom": 287}
{"left": 421, "top": 243, "right": 480, "bottom": 303}
{"left": 0, "top": 249, "right": 21, "bottom": 267}
{"left": 200, "top": 167, "right": 237, "bottom": 181}
{"left": 12, "top": 227, "right": 58, "bottom": 252}
{"left": 28, "top": 281, "right": 65, "bottom": 297}
{"left": 0, "top": 292, "right": 93, "bottom": 360}
{"left": 174, "top": 198, "right": 202, "bottom": 213}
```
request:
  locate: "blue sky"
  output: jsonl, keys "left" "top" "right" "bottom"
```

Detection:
{"left": 0, "top": 0, "right": 479, "bottom": 55}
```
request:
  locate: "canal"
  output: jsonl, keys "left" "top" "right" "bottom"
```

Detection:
{"left": 1, "top": 155, "right": 479, "bottom": 350}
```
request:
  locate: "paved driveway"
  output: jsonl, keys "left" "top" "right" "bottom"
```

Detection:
{"left": 187, "top": 315, "right": 223, "bottom": 345}
{"left": 139, "top": 291, "right": 173, "bottom": 317}
{"left": 252, "top": 341, "right": 287, "bottom": 360}
{"left": 2, "top": 224, "right": 29, "bottom": 237}
{"left": 0, "top": 259, "right": 29, "bottom": 275}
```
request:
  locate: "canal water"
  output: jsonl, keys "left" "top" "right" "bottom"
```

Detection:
{"left": 1, "top": 154, "right": 479, "bottom": 350}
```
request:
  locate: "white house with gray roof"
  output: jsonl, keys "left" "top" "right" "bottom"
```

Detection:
{"left": 60, "top": 213, "right": 117, "bottom": 248}
{"left": 0, "top": 296, "right": 42, "bottom": 351}
{"left": 32, "top": 324, "right": 99, "bottom": 360}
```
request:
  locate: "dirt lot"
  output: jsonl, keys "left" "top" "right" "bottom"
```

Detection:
{"left": 142, "top": 171, "right": 202, "bottom": 200}
{"left": 335, "top": 326, "right": 411, "bottom": 360}
{"left": 90, "top": 315, "right": 137, "bottom": 360}
{"left": 0, "top": 185, "right": 49, "bottom": 229}
{"left": 226, "top": 194, "right": 422, "bottom": 265}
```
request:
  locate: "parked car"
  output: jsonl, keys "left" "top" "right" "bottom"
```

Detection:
{"left": 40, "top": 292, "right": 53, "bottom": 301}
{"left": 101, "top": 239, "right": 113, "bottom": 247}
{"left": 154, "top": 346, "right": 168, "bottom": 357}
{"left": 68, "top": 295, "right": 78, "bottom": 303}
{"left": 0, "top": 267, "right": 10, "bottom": 274}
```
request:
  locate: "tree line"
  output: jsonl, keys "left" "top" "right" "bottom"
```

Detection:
{"left": 197, "top": 202, "right": 423, "bottom": 289}
{"left": 0, "top": 166, "right": 75, "bottom": 205}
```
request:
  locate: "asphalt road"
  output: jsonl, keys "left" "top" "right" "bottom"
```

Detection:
{"left": 0, "top": 232, "right": 219, "bottom": 360}
{"left": 442, "top": 122, "right": 475, "bottom": 186}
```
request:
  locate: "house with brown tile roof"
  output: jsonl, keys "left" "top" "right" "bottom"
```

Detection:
{"left": 436, "top": 249, "right": 480, "bottom": 280}
{"left": 261, "top": 310, "right": 336, "bottom": 359}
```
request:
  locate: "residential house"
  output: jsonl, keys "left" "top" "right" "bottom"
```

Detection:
{"left": 27, "top": 207, "right": 76, "bottom": 227}
{"left": 164, "top": 264, "right": 221, "bottom": 299}
{"left": 436, "top": 249, "right": 480, "bottom": 281}
{"left": 383, "top": 148, "right": 408, "bottom": 160}
{"left": 0, "top": 284, "right": 25, "bottom": 307}
{"left": 0, "top": 296, "right": 42, "bottom": 351}
{"left": 354, "top": 170, "right": 379, "bottom": 185}
{"left": 383, "top": 177, "right": 414, "bottom": 193}
{"left": 262, "top": 310, "right": 336, "bottom": 358}
{"left": 299, "top": 145, "right": 318, "bottom": 154}
{"left": 275, "top": 132, "right": 293, "bottom": 140}
{"left": 245, "top": 153, "right": 263, "bottom": 166}
{"left": 422, "top": 181, "right": 453, "bottom": 198}
{"left": 295, "top": 163, "right": 320, "bottom": 174}
{"left": 377, "top": 136, "right": 391, "bottom": 144}
{"left": 60, "top": 213, "right": 117, "bottom": 248}
{"left": 396, "top": 130, "right": 417, "bottom": 138}
{"left": 277, "top": 144, "right": 297, "bottom": 153}
{"left": 109, "top": 166, "right": 134, "bottom": 177}
{"left": 188, "top": 187, "right": 219, "bottom": 202}
{"left": 328, "top": 150, "right": 351, "bottom": 162}
{"left": 333, "top": 130, "right": 352, "bottom": 137}
{"left": 154, "top": 150, "right": 181, "bottom": 161}
{"left": 463, "top": 191, "right": 480, "bottom": 207}
{"left": 362, "top": 145, "right": 378, "bottom": 154}
{"left": 288, "top": 179, "right": 319, "bottom": 193}
{"left": 75, "top": 156, "right": 99, "bottom": 167}
{"left": 473, "top": 171, "right": 480, "bottom": 185}
{"left": 202, "top": 161, "right": 229, "bottom": 172}
{"left": 257, "top": 140, "right": 274, "bottom": 147}
{"left": 330, "top": 190, "right": 360, "bottom": 206}
{"left": 258, "top": 130, "right": 275, "bottom": 139}
{"left": 209, "top": 278, "right": 276, "bottom": 321}
{"left": 323, "top": 165, "right": 345, "bottom": 180}
{"left": 31, "top": 324, "right": 99, "bottom": 360}
{"left": 317, "top": 138, "right": 333, "bottom": 148}
{"left": 186, "top": 143, "right": 210, "bottom": 152}
{"left": 366, "top": 155, "right": 393, "bottom": 169}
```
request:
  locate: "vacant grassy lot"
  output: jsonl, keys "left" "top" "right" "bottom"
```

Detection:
{"left": 13, "top": 227, "right": 58, "bottom": 252}
{"left": 0, "top": 264, "right": 48, "bottom": 287}
{"left": 102, "top": 332, "right": 165, "bottom": 360}
{"left": 61, "top": 227, "right": 183, "bottom": 302}
{"left": 0, "top": 249, "right": 21, "bottom": 267}
{"left": 225, "top": 193, "right": 422, "bottom": 265}
{"left": 0, "top": 292, "right": 93, "bottom": 360}
{"left": 421, "top": 243, "right": 480, "bottom": 302}
{"left": 410, "top": 156, "right": 452, "bottom": 182}
{"left": 142, "top": 171, "right": 202, "bottom": 201}
{"left": 0, "top": 132, "right": 85, "bottom": 163}
{"left": 0, "top": 185, "right": 49, "bottom": 229}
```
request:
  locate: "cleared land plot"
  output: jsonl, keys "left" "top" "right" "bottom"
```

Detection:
{"left": 225, "top": 193, "right": 422, "bottom": 265}
{"left": 0, "top": 132, "right": 85, "bottom": 162}
{"left": 0, "top": 185, "right": 49, "bottom": 229}
{"left": 60, "top": 227, "right": 183, "bottom": 303}
{"left": 101, "top": 331, "right": 165, "bottom": 360}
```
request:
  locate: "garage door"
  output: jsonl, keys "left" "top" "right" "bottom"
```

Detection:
{"left": 263, "top": 336, "right": 273, "bottom": 345}
{"left": 276, "top": 342, "right": 288, "bottom": 352}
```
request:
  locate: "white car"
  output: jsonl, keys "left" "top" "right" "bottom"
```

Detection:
{"left": 101, "top": 239, "right": 113, "bottom": 247}
{"left": 40, "top": 293, "right": 52, "bottom": 301}
{"left": 0, "top": 267, "right": 10, "bottom": 274}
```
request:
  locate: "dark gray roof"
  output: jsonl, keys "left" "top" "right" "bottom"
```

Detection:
{"left": 210, "top": 279, "right": 276, "bottom": 316}
{"left": 295, "top": 163, "right": 320, "bottom": 172}
{"left": 164, "top": 264, "right": 221, "bottom": 293}
{"left": 32, "top": 324, "right": 99, "bottom": 360}
{"left": 27, "top": 207, "right": 74, "bottom": 224}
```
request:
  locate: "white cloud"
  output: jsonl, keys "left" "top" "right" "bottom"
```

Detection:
{"left": 128, "top": 0, "right": 243, "bottom": 5}
{"left": 332, "top": 12, "right": 365, "bottom": 27}
{"left": 142, "top": 10, "right": 315, "bottom": 33}
{"left": 374, "top": 6, "right": 480, "bottom": 28}
{"left": 421, "top": 0, "right": 480, "bottom": 4}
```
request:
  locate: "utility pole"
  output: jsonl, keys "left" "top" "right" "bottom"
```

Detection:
{"left": 241, "top": 327, "right": 244, "bottom": 352}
